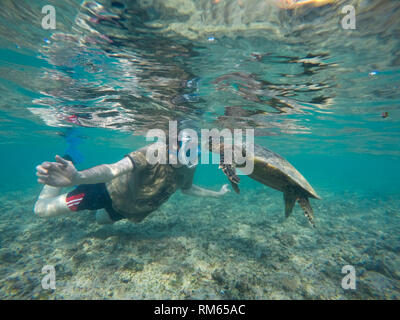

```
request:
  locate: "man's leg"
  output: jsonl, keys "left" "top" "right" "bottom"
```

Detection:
{"left": 34, "top": 185, "right": 71, "bottom": 217}
{"left": 34, "top": 183, "right": 120, "bottom": 224}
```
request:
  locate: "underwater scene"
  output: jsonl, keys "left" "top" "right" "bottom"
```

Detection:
{"left": 0, "top": 0, "right": 399, "bottom": 300}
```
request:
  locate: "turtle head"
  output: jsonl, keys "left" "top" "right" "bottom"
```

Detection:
{"left": 204, "top": 136, "right": 248, "bottom": 158}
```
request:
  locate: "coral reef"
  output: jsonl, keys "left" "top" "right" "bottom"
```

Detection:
{"left": 0, "top": 186, "right": 399, "bottom": 299}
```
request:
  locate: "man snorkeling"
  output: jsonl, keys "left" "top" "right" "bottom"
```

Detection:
{"left": 34, "top": 129, "right": 230, "bottom": 225}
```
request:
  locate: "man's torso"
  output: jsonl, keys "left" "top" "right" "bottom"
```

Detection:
{"left": 106, "top": 146, "right": 194, "bottom": 222}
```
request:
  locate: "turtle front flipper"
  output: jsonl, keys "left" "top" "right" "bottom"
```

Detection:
{"left": 229, "top": 174, "right": 240, "bottom": 194}
{"left": 297, "top": 197, "right": 315, "bottom": 228}
{"left": 219, "top": 150, "right": 240, "bottom": 194}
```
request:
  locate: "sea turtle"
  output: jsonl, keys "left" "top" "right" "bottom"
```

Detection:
{"left": 210, "top": 140, "right": 321, "bottom": 227}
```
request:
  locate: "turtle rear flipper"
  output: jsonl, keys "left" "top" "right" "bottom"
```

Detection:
{"left": 283, "top": 193, "right": 296, "bottom": 218}
{"left": 297, "top": 197, "right": 315, "bottom": 228}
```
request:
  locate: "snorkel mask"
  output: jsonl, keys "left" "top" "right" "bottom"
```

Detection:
{"left": 176, "top": 129, "right": 200, "bottom": 169}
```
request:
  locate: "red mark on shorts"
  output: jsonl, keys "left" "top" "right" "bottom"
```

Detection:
{"left": 66, "top": 193, "right": 84, "bottom": 211}
{"left": 66, "top": 114, "right": 81, "bottom": 125}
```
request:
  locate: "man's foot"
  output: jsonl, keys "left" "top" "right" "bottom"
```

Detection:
{"left": 275, "top": 0, "right": 335, "bottom": 9}
{"left": 95, "top": 209, "right": 115, "bottom": 225}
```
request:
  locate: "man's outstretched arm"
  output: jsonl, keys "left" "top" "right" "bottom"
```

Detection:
{"left": 181, "top": 184, "right": 230, "bottom": 198}
{"left": 36, "top": 155, "right": 133, "bottom": 187}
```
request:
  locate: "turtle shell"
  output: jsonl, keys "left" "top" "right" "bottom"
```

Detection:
{"left": 237, "top": 143, "right": 321, "bottom": 199}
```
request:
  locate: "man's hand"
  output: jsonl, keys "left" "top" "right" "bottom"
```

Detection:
{"left": 181, "top": 184, "right": 231, "bottom": 198}
{"left": 36, "top": 155, "right": 78, "bottom": 187}
{"left": 218, "top": 184, "right": 231, "bottom": 196}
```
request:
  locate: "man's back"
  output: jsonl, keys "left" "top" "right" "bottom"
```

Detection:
{"left": 106, "top": 146, "right": 195, "bottom": 222}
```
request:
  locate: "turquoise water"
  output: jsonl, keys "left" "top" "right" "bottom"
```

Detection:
{"left": 0, "top": 0, "right": 400, "bottom": 299}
